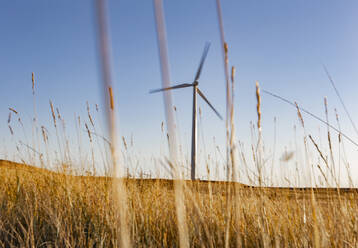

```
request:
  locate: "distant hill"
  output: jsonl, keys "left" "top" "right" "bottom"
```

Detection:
{"left": 0, "top": 159, "right": 247, "bottom": 192}
{"left": 1, "top": 159, "right": 357, "bottom": 198}
{"left": 0, "top": 159, "right": 52, "bottom": 173}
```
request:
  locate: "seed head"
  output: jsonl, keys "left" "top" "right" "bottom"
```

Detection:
{"left": 255, "top": 81, "right": 261, "bottom": 130}
{"left": 32, "top": 72, "right": 35, "bottom": 95}
{"left": 108, "top": 87, "right": 114, "bottom": 110}
{"left": 295, "top": 102, "right": 304, "bottom": 128}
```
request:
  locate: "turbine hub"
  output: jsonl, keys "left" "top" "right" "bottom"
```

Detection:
{"left": 193, "top": 81, "right": 199, "bottom": 86}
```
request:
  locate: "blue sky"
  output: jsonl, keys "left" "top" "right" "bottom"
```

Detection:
{"left": 1, "top": 1, "right": 358, "bottom": 185}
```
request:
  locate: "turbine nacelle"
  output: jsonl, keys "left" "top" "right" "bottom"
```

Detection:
{"left": 149, "top": 42, "right": 221, "bottom": 120}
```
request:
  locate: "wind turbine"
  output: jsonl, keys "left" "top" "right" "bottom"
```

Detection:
{"left": 150, "top": 43, "right": 223, "bottom": 180}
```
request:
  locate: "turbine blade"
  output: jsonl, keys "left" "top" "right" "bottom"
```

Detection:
{"left": 149, "top": 83, "right": 194, "bottom": 93}
{"left": 197, "top": 88, "right": 223, "bottom": 120}
{"left": 194, "top": 42, "right": 211, "bottom": 82}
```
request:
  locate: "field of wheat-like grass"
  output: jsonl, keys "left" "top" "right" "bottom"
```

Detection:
{"left": 1, "top": 160, "right": 358, "bottom": 247}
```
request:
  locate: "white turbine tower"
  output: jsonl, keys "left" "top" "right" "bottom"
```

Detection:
{"left": 150, "top": 43, "right": 223, "bottom": 180}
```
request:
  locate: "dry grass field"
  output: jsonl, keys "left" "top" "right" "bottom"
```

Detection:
{"left": 2, "top": 78, "right": 357, "bottom": 247}
{"left": 3, "top": 1, "right": 358, "bottom": 247}
{"left": 1, "top": 159, "right": 358, "bottom": 247}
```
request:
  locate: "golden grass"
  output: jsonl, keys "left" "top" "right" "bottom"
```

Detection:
{"left": 2, "top": 3, "right": 356, "bottom": 245}
{"left": 3, "top": 61, "right": 357, "bottom": 246}
{"left": 1, "top": 160, "right": 358, "bottom": 247}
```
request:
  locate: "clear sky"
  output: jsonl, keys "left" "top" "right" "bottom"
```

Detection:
{"left": 1, "top": 1, "right": 358, "bottom": 185}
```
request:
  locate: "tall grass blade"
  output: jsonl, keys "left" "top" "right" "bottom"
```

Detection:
{"left": 95, "top": 0, "right": 131, "bottom": 247}
{"left": 153, "top": 0, "right": 189, "bottom": 247}
{"left": 323, "top": 65, "right": 358, "bottom": 137}
{"left": 263, "top": 89, "right": 358, "bottom": 147}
